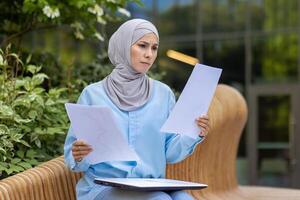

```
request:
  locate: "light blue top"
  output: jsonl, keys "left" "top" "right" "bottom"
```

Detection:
{"left": 64, "top": 80, "right": 204, "bottom": 200}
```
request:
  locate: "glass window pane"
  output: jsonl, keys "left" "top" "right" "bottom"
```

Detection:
{"left": 252, "top": 34, "right": 298, "bottom": 83}
{"left": 258, "top": 149, "right": 290, "bottom": 187}
{"left": 201, "top": 0, "right": 247, "bottom": 33}
{"left": 258, "top": 96, "right": 290, "bottom": 143}
{"left": 257, "top": 95, "right": 292, "bottom": 187}
{"left": 158, "top": 0, "right": 196, "bottom": 36}
{"left": 202, "top": 39, "right": 245, "bottom": 88}
{"left": 251, "top": 0, "right": 299, "bottom": 31}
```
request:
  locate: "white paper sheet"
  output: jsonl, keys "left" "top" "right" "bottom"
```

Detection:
{"left": 160, "top": 64, "right": 222, "bottom": 139}
{"left": 65, "top": 103, "right": 139, "bottom": 164}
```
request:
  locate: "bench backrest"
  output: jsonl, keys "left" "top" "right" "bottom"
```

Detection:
{"left": 0, "top": 84, "right": 248, "bottom": 200}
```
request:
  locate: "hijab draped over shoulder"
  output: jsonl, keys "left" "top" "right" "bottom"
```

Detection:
{"left": 103, "top": 19, "right": 159, "bottom": 111}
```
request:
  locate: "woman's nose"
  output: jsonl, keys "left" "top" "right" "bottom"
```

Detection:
{"left": 145, "top": 48, "right": 153, "bottom": 58}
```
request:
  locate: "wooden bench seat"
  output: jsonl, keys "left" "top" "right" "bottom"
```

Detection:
{"left": 1, "top": 84, "right": 299, "bottom": 200}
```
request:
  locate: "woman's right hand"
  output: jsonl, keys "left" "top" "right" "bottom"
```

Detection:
{"left": 72, "top": 140, "right": 93, "bottom": 162}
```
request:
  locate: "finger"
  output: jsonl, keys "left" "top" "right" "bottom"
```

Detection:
{"left": 196, "top": 118, "right": 209, "bottom": 125}
{"left": 73, "top": 143, "right": 92, "bottom": 150}
{"left": 77, "top": 145, "right": 93, "bottom": 151}
{"left": 72, "top": 146, "right": 93, "bottom": 153}
{"left": 73, "top": 151, "right": 91, "bottom": 157}
{"left": 199, "top": 114, "right": 208, "bottom": 119}
{"left": 72, "top": 149, "right": 92, "bottom": 157}
{"left": 197, "top": 122, "right": 209, "bottom": 129}
{"left": 197, "top": 117, "right": 209, "bottom": 122}
{"left": 74, "top": 140, "right": 90, "bottom": 146}
{"left": 72, "top": 149, "right": 93, "bottom": 156}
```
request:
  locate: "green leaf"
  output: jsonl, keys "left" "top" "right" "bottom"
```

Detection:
{"left": 12, "top": 97, "right": 31, "bottom": 108}
{"left": 2, "top": 140, "right": 13, "bottom": 148}
{"left": 26, "top": 149, "right": 37, "bottom": 159}
{"left": 14, "top": 115, "right": 32, "bottom": 124}
{"left": 28, "top": 93, "right": 38, "bottom": 102}
{"left": 0, "top": 147, "right": 6, "bottom": 154}
{"left": 24, "top": 158, "right": 39, "bottom": 166}
{"left": 46, "top": 127, "right": 63, "bottom": 135}
{"left": 28, "top": 110, "right": 38, "bottom": 119}
{"left": 0, "top": 54, "right": 3, "bottom": 65}
{"left": 19, "top": 125, "right": 32, "bottom": 133}
{"left": 26, "top": 54, "right": 32, "bottom": 64}
{"left": 32, "top": 73, "right": 48, "bottom": 86}
{"left": 26, "top": 65, "right": 39, "bottom": 74}
{"left": 15, "top": 79, "right": 26, "bottom": 88}
{"left": 4, "top": 168, "right": 13, "bottom": 175}
{"left": 35, "top": 139, "right": 41, "bottom": 148}
{"left": 23, "top": 0, "right": 38, "bottom": 13}
{"left": 0, "top": 162, "right": 8, "bottom": 168}
{"left": 0, "top": 164, "right": 7, "bottom": 172}
{"left": 0, "top": 124, "right": 9, "bottom": 135}
{"left": 45, "top": 99, "right": 55, "bottom": 106}
{"left": 16, "top": 150, "right": 25, "bottom": 158}
{"left": 11, "top": 158, "right": 21, "bottom": 164}
{"left": 69, "top": 0, "right": 92, "bottom": 8}
{"left": 19, "top": 140, "right": 31, "bottom": 148}
{"left": 9, "top": 164, "right": 24, "bottom": 173}
{"left": 33, "top": 88, "right": 45, "bottom": 94}
{"left": 17, "top": 162, "right": 32, "bottom": 169}
{"left": 30, "top": 133, "right": 39, "bottom": 143}
{"left": 24, "top": 79, "right": 32, "bottom": 91}
{"left": 0, "top": 105, "right": 14, "bottom": 118}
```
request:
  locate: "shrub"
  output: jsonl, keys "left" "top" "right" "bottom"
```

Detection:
{"left": 0, "top": 45, "right": 77, "bottom": 178}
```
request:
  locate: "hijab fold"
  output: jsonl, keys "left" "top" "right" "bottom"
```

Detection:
{"left": 103, "top": 19, "right": 159, "bottom": 111}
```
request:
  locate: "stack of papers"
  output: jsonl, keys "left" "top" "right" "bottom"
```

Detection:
{"left": 160, "top": 64, "right": 222, "bottom": 138}
{"left": 65, "top": 103, "right": 139, "bottom": 164}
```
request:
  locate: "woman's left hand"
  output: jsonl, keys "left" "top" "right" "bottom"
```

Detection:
{"left": 195, "top": 115, "right": 210, "bottom": 137}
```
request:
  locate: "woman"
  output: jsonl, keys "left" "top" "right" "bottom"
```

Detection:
{"left": 64, "top": 19, "right": 210, "bottom": 200}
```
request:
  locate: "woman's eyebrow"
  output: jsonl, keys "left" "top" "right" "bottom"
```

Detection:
{"left": 139, "top": 41, "right": 159, "bottom": 46}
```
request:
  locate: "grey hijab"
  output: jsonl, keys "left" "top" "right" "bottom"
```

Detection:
{"left": 103, "top": 19, "right": 159, "bottom": 111}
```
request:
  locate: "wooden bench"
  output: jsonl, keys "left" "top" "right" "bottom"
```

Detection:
{"left": 1, "top": 84, "right": 300, "bottom": 200}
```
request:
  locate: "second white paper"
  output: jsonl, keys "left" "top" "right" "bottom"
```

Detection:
{"left": 160, "top": 64, "right": 222, "bottom": 139}
{"left": 65, "top": 103, "right": 139, "bottom": 164}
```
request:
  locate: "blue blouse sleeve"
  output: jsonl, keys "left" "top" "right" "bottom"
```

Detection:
{"left": 165, "top": 89, "right": 204, "bottom": 164}
{"left": 64, "top": 88, "right": 91, "bottom": 172}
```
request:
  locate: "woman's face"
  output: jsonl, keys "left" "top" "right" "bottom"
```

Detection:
{"left": 130, "top": 33, "right": 158, "bottom": 73}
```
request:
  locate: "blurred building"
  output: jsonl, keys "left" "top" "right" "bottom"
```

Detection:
{"left": 127, "top": 0, "right": 300, "bottom": 188}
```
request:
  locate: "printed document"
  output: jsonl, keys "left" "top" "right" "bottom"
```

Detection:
{"left": 160, "top": 64, "right": 222, "bottom": 139}
{"left": 65, "top": 103, "right": 139, "bottom": 164}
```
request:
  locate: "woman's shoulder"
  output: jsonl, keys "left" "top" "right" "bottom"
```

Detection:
{"left": 82, "top": 81, "right": 104, "bottom": 94}
{"left": 152, "top": 79, "right": 173, "bottom": 95}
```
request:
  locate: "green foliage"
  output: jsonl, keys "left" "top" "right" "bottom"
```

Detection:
{"left": 261, "top": 0, "right": 298, "bottom": 82}
{"left": 0, "top": 0, "right": 140, "bottom": 46}
{"left": 73, "top": 53, "right": 114, "bottom": 84}
{"left": 0, "top": 45, "right": 76, "bottom": 178}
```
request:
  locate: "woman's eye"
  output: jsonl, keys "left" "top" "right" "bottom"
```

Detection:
{"left": 138, "top": 44, "right": 146, "bottom": 48}
{"left": 152, "top": 46, "right": 158, "bottom": 51}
